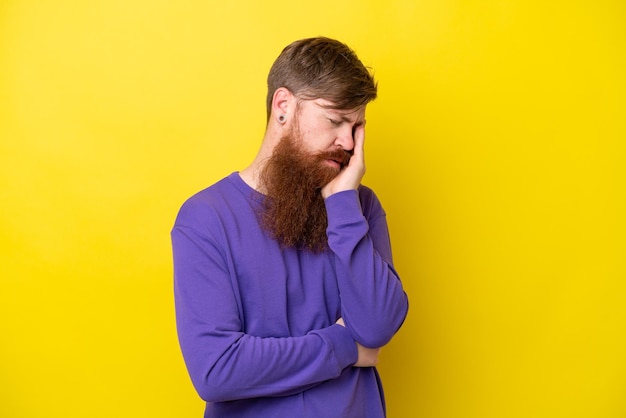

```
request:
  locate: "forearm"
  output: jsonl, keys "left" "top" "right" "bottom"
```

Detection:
{"left": 325, "top": 190, "right": 409, "bottom": 348}
{"left": 176, "top": 316, "right": 357, "bottom": 402}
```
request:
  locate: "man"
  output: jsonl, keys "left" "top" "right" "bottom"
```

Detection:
{"left": 172, "top": 37, "right": 408, "bottom": 418}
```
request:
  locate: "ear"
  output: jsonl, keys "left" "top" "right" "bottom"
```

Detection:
{"left": 271, "top": 87, "right": 295, "bottom": 121}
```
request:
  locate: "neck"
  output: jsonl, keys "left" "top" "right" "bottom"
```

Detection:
{"left": 239, "top": 163, "right": 262, "bottom": 191}
{"left": 240, "top": 129, "right": 279, "bottom": 192}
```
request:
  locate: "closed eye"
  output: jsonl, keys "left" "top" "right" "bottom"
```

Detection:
{"left": 328, "top": 118, "right": 341, "bottom": 126}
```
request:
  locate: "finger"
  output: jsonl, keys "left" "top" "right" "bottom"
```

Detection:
{"left": 351, "top": 124, "right": 366, "bottom": 162}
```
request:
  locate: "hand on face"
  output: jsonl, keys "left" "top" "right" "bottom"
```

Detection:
{"left": 321, "top": 124, "right": 366, "bottom": 199}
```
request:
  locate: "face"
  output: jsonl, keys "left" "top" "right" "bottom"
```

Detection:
{"left": 292, "top": 98, "right": 366, "bottom": 168}
{"left": 257, "top": 100, "right": 366, "bottom": 252}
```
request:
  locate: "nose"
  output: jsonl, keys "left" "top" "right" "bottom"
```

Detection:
{"left": 335, "top": 126, "right": 355, "bottom": 152}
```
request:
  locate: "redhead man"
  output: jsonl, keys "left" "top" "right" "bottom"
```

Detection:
{"left": 172, "top": 37, "right": 408, "bottom": 418}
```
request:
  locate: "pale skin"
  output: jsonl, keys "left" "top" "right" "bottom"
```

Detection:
{"left": 240, "top": 87, "right": 381, "bottom": 367}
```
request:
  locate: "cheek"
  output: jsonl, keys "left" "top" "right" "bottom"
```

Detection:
{"left": 299, "top": 126, "right": 335, "bottom": 152}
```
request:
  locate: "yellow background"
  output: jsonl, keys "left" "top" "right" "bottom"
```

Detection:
{"left": 1, "top": 1, "right": 624, "bottom": 417}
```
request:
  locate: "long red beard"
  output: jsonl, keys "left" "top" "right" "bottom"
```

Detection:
{"left": 258, "top": 134, "right": 351, "bottom": 252}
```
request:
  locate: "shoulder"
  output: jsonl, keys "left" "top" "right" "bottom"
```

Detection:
{"left": 174, "top": 174, "right": 241, "bottom": 228}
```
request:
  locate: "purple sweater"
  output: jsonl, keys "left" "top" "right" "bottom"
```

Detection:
{"left": 172, "top": 173, "right": 408, "bottom": 418}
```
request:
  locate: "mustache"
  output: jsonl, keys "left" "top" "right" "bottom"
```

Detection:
{"left": 316, "top": 148, "right": 352, "bottom": 168}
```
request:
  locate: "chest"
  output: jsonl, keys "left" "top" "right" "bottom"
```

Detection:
{"left": 227, "top": 228, "right": 341, "bottom": 337}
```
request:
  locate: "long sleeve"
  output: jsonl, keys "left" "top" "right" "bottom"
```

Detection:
{"left": 172, "top": 203, "right": 358, "bottom": 403}
{"left": 325, "top": 188, "right": 409, "bottom": 348}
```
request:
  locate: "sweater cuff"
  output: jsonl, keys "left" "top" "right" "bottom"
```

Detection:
{"left": 324, "top": 189, "right": 363, "bottom": 226}
{"left": 313, "top": 324, "right": 358, "bottom": 370}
